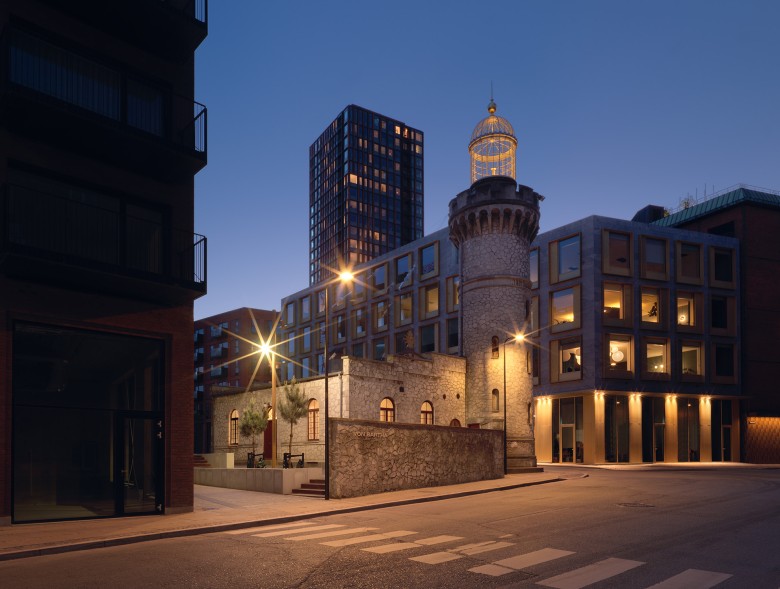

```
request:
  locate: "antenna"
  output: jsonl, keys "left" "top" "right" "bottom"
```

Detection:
{"left": 490, "top": 81, "right": 494, "bottom": 101}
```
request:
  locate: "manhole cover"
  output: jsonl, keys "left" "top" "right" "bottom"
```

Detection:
{"left": 617, "top": 502, "right": 654, "bottom": 508}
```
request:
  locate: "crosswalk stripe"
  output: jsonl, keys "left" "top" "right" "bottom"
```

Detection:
{"left": 537, "top": 557, "right": 645, "bottom": 589}
{"left": 410, "top": 552, "right": 463, "bottom": 565}
{"left": 321, "top": 530, "right": 417, "bottom": 547}
{"left": 459, "top": 541, "right": 514, "bottom": 555}
{"left": 469, "top": 563, "right": 516, "bottom": 576}
{"left": 224, "top": 522, "right": 314, "bottom": 535}
{"left": 287, "top": 527, "right": 378, "bottom": 541}
{"left": 363, "top": 535, "right": 465, "bottom": 554}
{"left": 644, "top": 569, "right": 732, "bottom": 589}
{"left": 470, "top": 548, "right": 576, "bottom": 577}
{"left": 252, "top": 524, "right": 344, "bottom": 538}
{"left": 415, "top": 535, "right": 464, "bottom": 545}
{"left": 495, "top": 548, "right": 576, "bottom": 571}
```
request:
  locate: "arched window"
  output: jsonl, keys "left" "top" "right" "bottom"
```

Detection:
{"left": 380, "top": 397, "right": 395, "bottom": 422}
{"left": 420, "top": 401, "right": 434, "bottom": 425}
{"left": 492, "top": 389, "right": 500, "bottom": 412}
{"left": 308, "top": 399, "right": 319, "bottom": 440}
{"left": 229, "top": 410, "right": 239, "bottom": 445}
{"left": 491, "top": 336, "right": 500, "bottom": 359}
{"left": 449, "top": 418, "right": 461, "bottom": 427}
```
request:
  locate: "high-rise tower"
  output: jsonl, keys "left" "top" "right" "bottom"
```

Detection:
{"left": 309, "top": 105, "right": 424, "bottom": 285}
{"left": 449, "top": 100, "right": 542, "bottom": 470}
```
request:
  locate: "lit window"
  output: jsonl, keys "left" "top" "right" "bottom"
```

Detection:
{"left": 551, "top": 287, "right": 577, "bottom": 330}
{"left": 677, "top": 294, "right": 695, "bottom": 326}
{"left": 645, "top": 341, "right": 668, "bottom": 374}
{"left": 641, "top": 288, "right": 660, "bottom": 324}
{"left": 446, "top": 276, "right": 460, "bottom": 312}
{"left": 557, "top": 339, "right": 581, "bottom": 380}
{"left": 397, "top": 293, "right": 413, "bottom": 325}
{"left": 421, "top": 284, "right": 439, "bottom": 318}
{"left": 681, "top": 342, "right": 702, "bottom": 377}
{"left": 229, "top": 410, "right": 239, "bottom": 445}
{"left": 380, "top": 398, "right": 395, "bottom": 422}
{"left": 421, "top": 401, "right": 434, "bottom": 425}
{"left": 603, "top": 283, "right": 626, "bottom": 321}
{"left": 307, "top": 399, "right": 319, "bottom": 440}
{"left": 606, "top": 336, "right": 631, "bottom": 373}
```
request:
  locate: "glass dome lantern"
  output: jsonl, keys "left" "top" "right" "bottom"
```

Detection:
{"left": 468, "top": 99, "right": 517, "bottom": 184}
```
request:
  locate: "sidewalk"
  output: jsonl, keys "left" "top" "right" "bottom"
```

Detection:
{"left": 0, "top": 472, "right": 560, "bottom": 561}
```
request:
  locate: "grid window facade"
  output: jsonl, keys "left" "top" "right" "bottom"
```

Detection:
{"left": 309, "top": 105, "right": 424, "bottom": 285}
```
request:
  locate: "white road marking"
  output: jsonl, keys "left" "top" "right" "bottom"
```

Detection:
{"left": 287, "top": 527, "right": 378, "bottom": 541}
{"left": 410, "top": 552, "right": 463, "bottom": 565}
{"left": 414, "top": 535, "right": 464, "bottom": 545}
{"left": 537, "top": 557, "right": 645, "bottom": 589}
{"left": 495, "top": 548, "right": 576, "bottom": 571}
{"left": 252, "top": 524, "right": 344, "bottom": 538}
{"left": 224, "top": 521, "right": 313, "bottom": 535}
{"left": 469, "top": 563, "right": 516, "bottom": 576}
{"left": 644, "top": 569, "right": 733, "bottom": 589}
{"left": 363, "top": 535, "right": 464, "bottom": 554}
{"left": 459, "top": 541, "right": 514, "bottom": 555}
{"left": 321, "top": 530, "right": 417, "bottom": 547}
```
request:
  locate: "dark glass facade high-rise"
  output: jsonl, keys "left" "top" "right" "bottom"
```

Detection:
{"left": 309, "top": 105, "right": 424, "bottom": 285}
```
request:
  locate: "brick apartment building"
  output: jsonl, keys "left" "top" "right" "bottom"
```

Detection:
{"left": 1, "top": 0, "right": 207, "bottom": 523}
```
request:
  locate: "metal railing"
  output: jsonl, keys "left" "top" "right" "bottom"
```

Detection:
{"left": 3, "top": 26, "right": 207, "bottom": 157}
{"left": 1, "top": 183, "right": 206, "bottom": 290}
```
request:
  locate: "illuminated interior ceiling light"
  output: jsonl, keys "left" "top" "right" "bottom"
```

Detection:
{"left": 679, "top": 314, "right": 687, "bottom": 323}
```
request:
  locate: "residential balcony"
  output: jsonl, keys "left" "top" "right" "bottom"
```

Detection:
{"left": 0, "top": 183, "right": 207, "bottom": 304}
{"left": 36, "top": 0, "right": 208, "bottom": 61}
{"left": 0, "top": 26, "right": 207, "bottom": 180}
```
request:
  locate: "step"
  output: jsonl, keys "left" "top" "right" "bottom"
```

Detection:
{"left": 292, "top": 488, "right": 325, "bottom": 497}
{"left": 299, "top": 482, "right": 325, "bottom": 490}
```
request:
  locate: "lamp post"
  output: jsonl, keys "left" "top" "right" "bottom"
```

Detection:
{"left": 323, "top": 270, "right": 353, "bottom": 500}
{"left": 258, "top": 342, "right": 278, "bottom": 468}
{"left": 503, "top": 333, "right": 524, "bottom": 474}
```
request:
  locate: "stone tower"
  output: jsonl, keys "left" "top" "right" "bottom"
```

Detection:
{"left": 448, "top": 100, "right": 543, "bottom": 470}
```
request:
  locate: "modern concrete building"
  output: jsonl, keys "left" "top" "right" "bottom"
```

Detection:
{"left": 1, "top": 0, "right": 207, "bottom": 523}
{"left": 530, "top": 216, "right": 741, "bottom": 464}
{"left": 309, "top": 105, "right": 424, "bottom": 285}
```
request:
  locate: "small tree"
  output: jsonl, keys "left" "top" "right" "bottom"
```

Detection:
{"left": 278, "top": 378, "right": 309, "bottom": 458}
{"left": 239, "top": 398, "right": 269, "bottom": 459}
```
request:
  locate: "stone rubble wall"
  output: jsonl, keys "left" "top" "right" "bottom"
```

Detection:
{"left": 329, "top": 418, "right": 503, "bottom": 499}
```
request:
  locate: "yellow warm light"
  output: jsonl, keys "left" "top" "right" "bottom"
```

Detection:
{"left": 339, "top": 271, "right": 354, "bottom": 283}
{"left": 514, "top": 333, "right": 525, "bottom": 343}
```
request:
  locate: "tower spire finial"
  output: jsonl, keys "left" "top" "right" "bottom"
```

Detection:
{"left": 488, "top": 82, "right": 496, "bottom": 115}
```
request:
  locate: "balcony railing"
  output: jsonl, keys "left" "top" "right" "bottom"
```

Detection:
{"left": 2, "top": 26, "right": 207, "bottom": 162}
{"left": 1, "top": 183, "right": 206, "bottom": 294}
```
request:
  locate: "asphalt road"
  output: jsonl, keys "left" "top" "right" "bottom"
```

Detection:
{"left": 2, "top": 467, "right": 779, "bottom": 588}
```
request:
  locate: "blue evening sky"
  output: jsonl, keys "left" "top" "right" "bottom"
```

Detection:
{"left": 194, "top": 0, "right": 780, "bottom": 319}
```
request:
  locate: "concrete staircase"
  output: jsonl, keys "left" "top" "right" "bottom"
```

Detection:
{"left": 193, "top": 454, "right": 211, "bottom": 468}
{"left": 292, "top": 479, "right": 325, "bottom": 497}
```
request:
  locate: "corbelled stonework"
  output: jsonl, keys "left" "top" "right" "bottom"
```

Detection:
{"left": 449, "top": 176, "right": 543, "bottom": 470}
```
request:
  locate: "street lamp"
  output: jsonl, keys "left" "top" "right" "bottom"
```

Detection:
{"left": 259, "top": 342, "right": 278, "bottom": 468}
{"left": 323, "top": 270, "right": 354, "bottom": 500}
{"left": 503, "top": 333, "right": 525, "bottom": 474}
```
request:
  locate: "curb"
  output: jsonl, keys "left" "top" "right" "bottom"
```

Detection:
{"left": 0, "top": 476, "right": 563, "bottom": 562}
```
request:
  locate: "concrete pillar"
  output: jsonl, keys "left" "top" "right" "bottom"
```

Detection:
{"left": 535, "top": 398, "right": 552, "bottom": 462}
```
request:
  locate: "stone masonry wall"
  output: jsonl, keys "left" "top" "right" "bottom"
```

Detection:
{"left": 329, "top": 418, "right": 503, "bottom": 499}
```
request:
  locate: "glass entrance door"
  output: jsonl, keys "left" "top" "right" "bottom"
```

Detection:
{"left": 117, "top": 414, "right": 163, "bottom": 515}
{"left": 561, "top": 425, "right": 575, "bottom": 462}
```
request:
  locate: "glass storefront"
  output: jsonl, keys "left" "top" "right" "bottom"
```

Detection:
{"left": 12, "top": 323, "right": 164, "bottom": 522}
{"left": 551, "top": 397, "right": 583, "bottom": 463}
